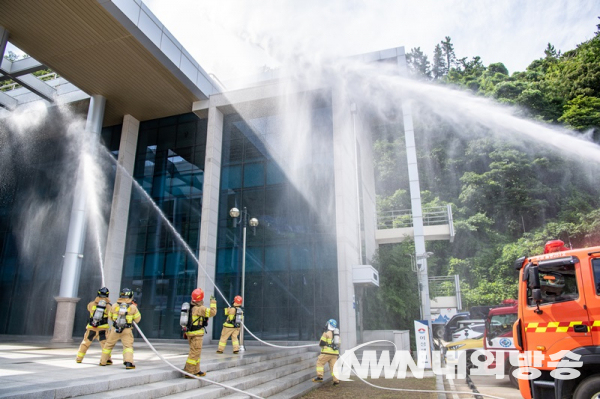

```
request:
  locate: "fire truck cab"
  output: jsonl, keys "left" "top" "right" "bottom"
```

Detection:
{"left": 513, "top": 240, "right": 600, "bottom": 399}
{"left": 484, "top": 302, "right": 519, "bottom": 388}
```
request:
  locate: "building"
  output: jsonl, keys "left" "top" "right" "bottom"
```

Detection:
{"left": 0, "top": 0, "right": 453, "bottom": 347}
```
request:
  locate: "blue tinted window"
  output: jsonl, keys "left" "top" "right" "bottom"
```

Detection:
{"left": 121, "top": 113, "right": 207, "bottom": 338}
{"left": 216, "top": 100, "right": 338, "bottom": 341}
{"left": 221, "top": 165, "right": 242, "bottom": 189}
{"left": 0, "top": 114, "right": 121, "bottom": 336}
{"left": 265, "top": 245, "right": 288, "bottom": 272}
{"left": 243, "top": 163, "right": 265, "bottom": 187}
{"left": 267, "top": 161, "right": 286, "bottom": 185}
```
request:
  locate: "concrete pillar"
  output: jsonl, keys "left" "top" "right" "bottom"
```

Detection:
{"left": 52, "top": 95, "right": 106, "bottom": 342}
{"left": 53, "top": 297, "right": 81, "bottom": 342}
{"left": 358, "top": 112, "right": 378, "bottom": 263}
{"left": 104, "top": 115, "right": 140, "bottom": 297}
{"left": 197, "top": 104, "right": 223, "bottom": 343}
{"left": 397, "top": 48, "right": 434, "bottom": 356}
{"left": 332, "top": 88, "right": 359, "bottom": 349}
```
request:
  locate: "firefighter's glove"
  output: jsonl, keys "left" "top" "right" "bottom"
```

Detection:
{"left": 210, "top": 295, "right": 216, "bottom": 301}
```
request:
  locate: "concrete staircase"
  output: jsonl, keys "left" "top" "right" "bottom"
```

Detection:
{"left": 0, "top": 347, "right": 331, "bottom": 399}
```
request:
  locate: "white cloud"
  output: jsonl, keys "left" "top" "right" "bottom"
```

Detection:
{"left": 144, "top": 0, "right": 600, "bottom": 79}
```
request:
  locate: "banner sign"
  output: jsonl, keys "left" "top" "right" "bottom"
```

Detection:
{"left": 414, "top": 320, "right": 431, "bottom": 369}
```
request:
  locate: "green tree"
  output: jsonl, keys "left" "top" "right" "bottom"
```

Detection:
{"left": 440, "top": 36, "right": 457, "bottom": 74}
{"left": 406, "top": 47, "right": 431, "bottom": 80}
{"left": 372, "top": 20, "right": 600, "bottom": 310}
{"left": 559, "top": 95, "right": 600, "bottom": 131}
{"left": 432, "top": 44, "right": 446, "bottom": 80}
{"left": 363, "top": 243, "right": 421, "bottom": 331}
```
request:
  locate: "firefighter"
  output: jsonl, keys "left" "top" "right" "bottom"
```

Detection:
{"left": 216, "top": 295, "right": 243, "bottom": 354}
{"left": 76, "top": 287, "right": 112, "bottom": 364}
{"left": 99, "top": 287, "right": 141, "bottom": 369}
{"left": 182, "top": 288, "right": 217, "bottom": 378}
{"left": 312, "top": 319, "right": 341, "bottom": 385}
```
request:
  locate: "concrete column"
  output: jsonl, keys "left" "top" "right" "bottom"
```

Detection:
{"left": 197, "top": 104, "right": 223, "bottom": 343}
{"left": 53, "top": 297, "right": 81, "bottom": 342}
{"left": 397, "top": 48, "right": 434, "bottom": 355}
{"left": 358, "top": 112, "right": 378, "bottom": 263}
{"left": 332, "top": 88, "right": 359, "bottom": 349}
{"left": 53, "top": 95, "right": 106, "bottom": 342}
{"left": 104, "top": 115, "right": 140, "bottom": 296}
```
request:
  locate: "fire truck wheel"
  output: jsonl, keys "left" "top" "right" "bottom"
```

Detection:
{"left": 508, "top": 366, "right": 519, "bottom": 389}
{"left": 573, "top": 375, "right": 600, "bottom": 399}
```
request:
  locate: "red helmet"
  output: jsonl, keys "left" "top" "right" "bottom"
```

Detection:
{"left": 234, "top": 295, "right": 243, "bottom": 305}
{"left": 191, "top": 288, "right": 204, "bottom": 302}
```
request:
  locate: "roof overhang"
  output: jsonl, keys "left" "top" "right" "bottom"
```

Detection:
{"left": 0, "top": 0, "right": 219, "bottom": 126}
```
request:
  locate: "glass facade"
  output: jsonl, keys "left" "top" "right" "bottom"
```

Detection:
{"left": 121, "top": 113, "right": 207, "bottom": 339}
{"left": 215, "top": 94, "right": 339, "bottom": 341}
{"left": 0, "top": 98, "right": 340, "bottom": 341}
{"left": 0, "top": 109, "right": 120, "bottom": 336}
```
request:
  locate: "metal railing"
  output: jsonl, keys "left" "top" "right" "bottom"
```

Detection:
{"left": 429, "top": 275, "right": 458, "bottom": 297}
{"left": 377, "top": 204, "right": 451, "bottom": 229}
{"left": 0, "top": 72, "right": 59, "bottom": 92}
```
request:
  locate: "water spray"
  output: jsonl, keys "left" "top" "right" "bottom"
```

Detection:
{"left": 97, "top": 134, "right": 495, "bottom": 397}
{"left": 101, "top": 147, "right": 317, "bottom": 349}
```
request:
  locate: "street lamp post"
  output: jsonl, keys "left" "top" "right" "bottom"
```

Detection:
{"left": 229, "top": 207, "right": 258, "bottom": 352}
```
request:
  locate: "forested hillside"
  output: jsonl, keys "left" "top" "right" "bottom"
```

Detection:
{"left": 364, "top": 19, "right": 600, "bottom": 331}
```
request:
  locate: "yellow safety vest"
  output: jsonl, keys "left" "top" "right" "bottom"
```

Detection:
{"left": 223, "top": 306, "right": 242, "bottom": 328}
{"left": 320, "top": 332, "right": 339, "bottom": 355}
{"left": 187, "top": 307, "right": 212, "bottom": 336}
{"left": 87, "top": 302, "right": 111, "bottom": 329}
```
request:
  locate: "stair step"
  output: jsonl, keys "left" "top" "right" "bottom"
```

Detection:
{"left": 162, "top": 359, "right": 315, "bottom": 399}
{"left": 0, "top": 348, "right": 310, "bottom": 399}
{"left": 222, "top": 364, "right": 327, "bottom": 398}
{"left": 76, "top": 354, "right": 315, "bottom": 399}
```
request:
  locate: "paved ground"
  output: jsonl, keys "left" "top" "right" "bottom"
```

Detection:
{"left": 470, "top": 375, "right": 522, "bottom": 399}
{"left": 302, "top": 376, "right": 438, "bottom": 398}
{"left": 0, "top": 334, "right": 288, "bottom": 396}
{"left": 0, "top": 335, "right": 526, "bottom": 399}
{"left": 444, "top": 374, "right": 523, "bottom": 399}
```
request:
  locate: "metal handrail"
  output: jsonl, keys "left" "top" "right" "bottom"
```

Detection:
{"left": 377, "top": 205, "right": 450, "bottom": 229}
{"left": 0, "top": 82, "right": 18, "bottom": 91}
{"left": 429, "top": 275, "right": 458, "bottom": 297}
{"left": 0, "top": 72, "right": 59, "bottom": 92}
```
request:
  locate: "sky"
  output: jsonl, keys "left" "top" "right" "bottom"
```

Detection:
{"left": 143, "top": 0, "right": 600, "bottom": 82}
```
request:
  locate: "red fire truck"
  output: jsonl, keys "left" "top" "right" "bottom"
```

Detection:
{"left": 513, "top": 240, "right": 600, "bottom": 399}
{"left": 484, "top": 301, "right": 519, "bottom": 388}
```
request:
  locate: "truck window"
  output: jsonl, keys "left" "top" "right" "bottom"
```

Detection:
{"left": 527, "top": 263, "right": 578, "bottom": 306}
{"left": 488, "top": 313, "right": 517, "bottom": 340}
{"left": 593, "top": 258, "right": 600, "bottom": 295}
{"left": 472, "top": 325, "right": 485, "bottom": 333}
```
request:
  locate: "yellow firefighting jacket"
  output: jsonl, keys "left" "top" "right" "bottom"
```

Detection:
{"left": 319, "top": 330, "right": 339, "bottom": 355}
{"left": 223, "top": 304, "right": 242, "bottom": 328}
{"left": 187, "top": 299, "right": 217, "bottom": 336}
{"left": 86, "top": 297, "right": 112, "bottom": 329}
{"left": 109, "top": 298, "right": 141, "bottom": 330}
